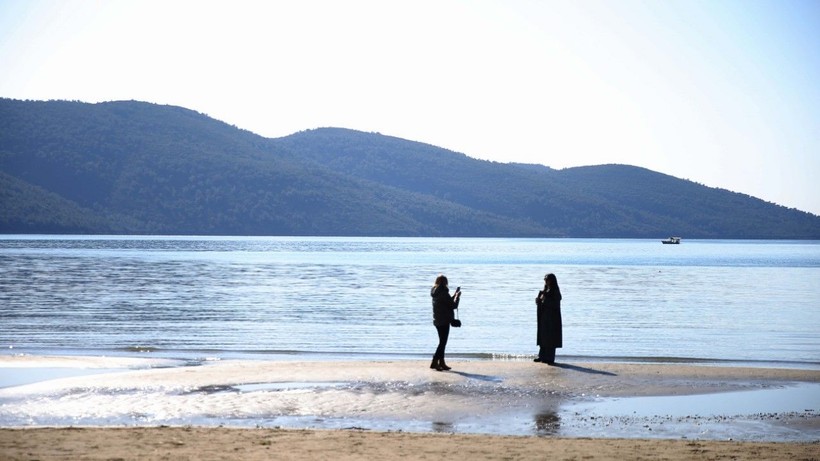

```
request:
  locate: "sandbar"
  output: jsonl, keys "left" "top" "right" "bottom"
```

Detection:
{"left": 1, "top": 356, "right": 818, "bottom": 459}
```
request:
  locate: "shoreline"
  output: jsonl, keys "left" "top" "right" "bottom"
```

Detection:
{"left": 1, "top": 355, "right": 818, "bottom": 443}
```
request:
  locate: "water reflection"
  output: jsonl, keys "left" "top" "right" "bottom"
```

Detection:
{"left": 432, "top": 421, "right": 455, "bottom": 433}
{"left": 534, "top": 410, "right": 561, "bottom": 436}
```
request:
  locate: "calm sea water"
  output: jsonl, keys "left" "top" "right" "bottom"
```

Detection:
{"left": 1, "top": 236, "right": 819, "bottom": 365}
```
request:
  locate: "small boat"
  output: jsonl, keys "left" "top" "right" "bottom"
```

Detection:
{"left": 661, "top": 236, "right": 681, "bottom": 244}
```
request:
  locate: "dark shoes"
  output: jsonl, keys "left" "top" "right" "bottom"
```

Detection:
{"left": 430, "top": 358, "right": 451, "bottom": 371}
{"left": 534, "top": 357, "right": 556, "bottom": 365}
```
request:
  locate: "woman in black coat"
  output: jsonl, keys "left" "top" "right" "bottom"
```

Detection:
{"left": 535, "top": 273, "right": 562, "bottom": 365}
{"left": 430, "top": 274, "right": 460, "bottom": 371}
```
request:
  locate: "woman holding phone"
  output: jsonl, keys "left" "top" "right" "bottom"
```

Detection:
{"left": 430, "top": 274, "right": 460, "bottom": 371}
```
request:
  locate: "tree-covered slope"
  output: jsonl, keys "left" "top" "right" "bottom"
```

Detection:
{"left": 276, "top": 128, "right": 820, "bottom": 238}
{"left": 0, "top": 99, "right": 540, "bottom": 236}
{"left": 1, "top": 98, "right": 818, "bottom": 238}
{"left": 557, "top": 164, "right": 820, "bottom": 238}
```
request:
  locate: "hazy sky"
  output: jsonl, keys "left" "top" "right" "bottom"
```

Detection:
{"left": 2, "top": 0, "right": 818, "bottom": 215}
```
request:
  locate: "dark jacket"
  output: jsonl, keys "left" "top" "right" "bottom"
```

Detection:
{"left": 536, "top": 286, "right": 562, "bottom": 348}
{"left": 431, "top": 284, "right": 459, "bottom": 327}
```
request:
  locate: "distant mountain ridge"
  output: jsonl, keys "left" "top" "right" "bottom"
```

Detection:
{"left": 1, "top": 98, "right": 818, "bottom": 238}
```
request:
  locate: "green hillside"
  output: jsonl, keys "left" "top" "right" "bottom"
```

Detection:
{"left": 1, "top": 98, "right": 818, "bottom": 238}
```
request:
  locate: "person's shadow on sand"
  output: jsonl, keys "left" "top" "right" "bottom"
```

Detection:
{"left": 447, "top": 364, "right": 615, "bottom": 379}
{"left": 448, "top": 371, "right": 504, "bottom": 382}
{"left": 550, "top": 362, "right": 617, "bottom": 376}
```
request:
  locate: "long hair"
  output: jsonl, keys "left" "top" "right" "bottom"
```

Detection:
{"left": 545, "top": 273, "right": 559, "bottom": 291}
{"left": 434, "top": 274, "right": 448, "bottom": 288}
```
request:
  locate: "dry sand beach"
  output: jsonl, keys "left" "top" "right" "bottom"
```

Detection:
{"left": 1, "top": 426, "right": 819, "bottom": 461}
{"left": 1, "top": 356, "right": 818, "bottom": 460}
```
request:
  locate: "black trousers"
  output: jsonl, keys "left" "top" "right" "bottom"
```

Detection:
{"left": 539, "top": 346, "right": 556, "bottom": 363}
{"left": 434, "top": 324, "right": 450, "bottom": 360}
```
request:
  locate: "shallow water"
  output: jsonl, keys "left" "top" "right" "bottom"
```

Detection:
{"left": 2, "top": 236, "right": 819, "bottom": 365}
{"left": 560, "top": 383, "right": 820, "bottom": 440}
{"left": 0, "top": 367, "right": 126, "bottom": 388}
{"left": 572, "top": 381, "right": 819, "bottom": 417}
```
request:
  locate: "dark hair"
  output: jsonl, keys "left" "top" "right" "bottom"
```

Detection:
{"left": 544, "top": 273, "right": 559, "bottom": 289}
{"left": 434, "top": 274, "right": 448, "bottom": 287}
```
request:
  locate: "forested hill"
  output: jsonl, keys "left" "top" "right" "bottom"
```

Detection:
{"left": 1, "top": 98, "right": 818, "bottom": 238}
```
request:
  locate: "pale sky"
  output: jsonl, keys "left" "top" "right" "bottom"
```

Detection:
{"left": 1, "top": 0, "right": 818, "bottom": 215}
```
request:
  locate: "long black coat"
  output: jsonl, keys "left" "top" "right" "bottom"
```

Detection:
{"left": 536, "top": 286, "right": 562, "bottom": 348}
{"left": 431, "top": 284, "right": 459, "bottom": 327}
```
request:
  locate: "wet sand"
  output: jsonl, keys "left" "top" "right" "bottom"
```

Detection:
{"left": 1, "top": 356, "right": 819, "bottom": 459}
{"left": 3, "top": 355, "right": 817, "bottom": 397}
